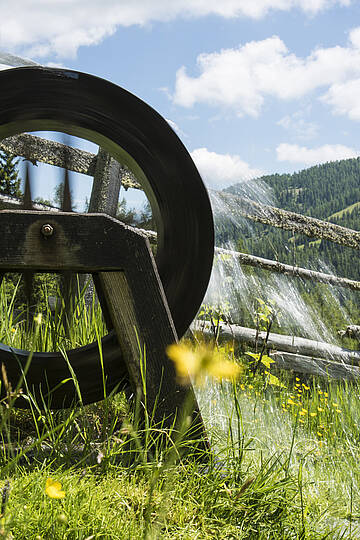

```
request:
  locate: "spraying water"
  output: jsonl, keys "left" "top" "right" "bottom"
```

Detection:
{"left": 197, "top": 177, "right": 359, "bottom": 438}
{"left": 204, "top": 181, "right": 357, "bottom": 344}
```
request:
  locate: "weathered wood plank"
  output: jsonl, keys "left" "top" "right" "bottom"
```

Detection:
{"left": 218, "top": 191, "right": 360, "bottom": 250}
{"left": 270, "top": 351, "right": 360, "bottom": 380}
{"left": 192, "top": 320, "right": 360, "bottom": 365}
{"left": 88, "top": 148, "right": 122, "bottom": 216}
{"left": 0, "top": 134, "right": 141, "bottom": 190}
{"left": 216, "top": 248, "right": 360, "bottom": 292}
{"left": 125, "top": 231, "right": 360, "bottom": 292}
{"left": 97, "top": 267, "right": 207, "bottom": 438}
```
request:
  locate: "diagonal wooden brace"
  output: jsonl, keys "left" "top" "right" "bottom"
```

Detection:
{"left": 0, "top": 210, "right": 207, "bottom": 442}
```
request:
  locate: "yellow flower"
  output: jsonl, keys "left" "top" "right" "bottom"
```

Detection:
{"left": 295, "top": 377, "right": 300, "bottom": 382}
{"left": 317, "top": 407, "right": 324, "bottom": 412}
{"left": 310, "top": 412, "right": 317, "bottom": 417}
{"left": 288, "top": 398, "right": 296, "bottom": 405}
{"left": 332, "top": 403, "right": 338, "bottom": 407}
{"left": 302, "top": 384, "right": 310, "bottom": 390}
{"left": 45, "top": 478, "right": 65, "bottom": 499}
{"left": 317, "top": 432, "right": 323, "bottom": 437}
{"left": 299, "top": 410, "right": 307, "bottom": 416}
{"left": 324, "top": 392, "right": 328, "bottom": 397}
{"left": 166, "top": 342, "right": 242, "bottom": 384}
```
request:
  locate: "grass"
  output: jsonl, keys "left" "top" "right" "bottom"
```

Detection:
{"left": 0, "top": 282, "right": 359, "bottom": 538}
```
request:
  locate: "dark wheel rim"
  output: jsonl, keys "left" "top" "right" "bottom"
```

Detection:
{"left": 0, "top": 67, "right": 214, "bottom": 407}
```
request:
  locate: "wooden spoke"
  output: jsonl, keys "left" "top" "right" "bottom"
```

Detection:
{"left": 22, "top": 160, "right": 33, "bottom": 210}
{"left": 23, "top": 160, "right": 34, "bottom": 306}
{"left": 61, "top": 140, "right": 72, "bottom": 212}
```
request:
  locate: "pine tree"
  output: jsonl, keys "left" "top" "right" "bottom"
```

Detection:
{"left": 0, "top": 149, "right": 21, "bottom": 197}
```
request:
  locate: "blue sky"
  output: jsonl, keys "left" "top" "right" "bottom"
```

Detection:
{"left": 1, "top": 0, "right": 360, "bottom": 209}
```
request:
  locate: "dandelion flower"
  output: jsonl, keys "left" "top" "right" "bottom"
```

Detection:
{"left": 167, "top": 342, "right": 242, "bottom": 385}
{"left": 45, "top": 478, "right": 65, "bottom": 499}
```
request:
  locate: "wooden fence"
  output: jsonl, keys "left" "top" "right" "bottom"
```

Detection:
{"left": 1, "top": 132, "right": 359, "bottom": 379}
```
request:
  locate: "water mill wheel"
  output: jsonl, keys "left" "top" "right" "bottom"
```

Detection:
{"left": 0, "top": 66, "right": 214, "bottom": 413}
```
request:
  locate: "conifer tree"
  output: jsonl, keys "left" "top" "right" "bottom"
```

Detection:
{"left": 0, "top": 149, "right": 21, "bottom": 197}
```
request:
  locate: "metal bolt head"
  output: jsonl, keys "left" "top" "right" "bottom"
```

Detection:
{"left": 41, "top": 223, "right": 54, "bottom": 237}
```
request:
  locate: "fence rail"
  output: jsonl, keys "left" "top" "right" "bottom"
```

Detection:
{"left": 1, "top": 133, "right": 360, "bottom": 248}
{"left": 1, "top": 132, "right": 359, "bottom": 379}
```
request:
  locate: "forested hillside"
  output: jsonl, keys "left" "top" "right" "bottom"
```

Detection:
{"left": 225, "top": 158, "right": 360, "bottom": 282}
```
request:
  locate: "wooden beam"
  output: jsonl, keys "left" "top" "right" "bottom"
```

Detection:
{"left": 88, "top": 148, "right": 122, "bottom": 216}
{"left": 0, "top": 210, "right": 156, "bottom": 272}
{"left": 216, "top": 248, "right": 360, "bottom": 292}
{"left": 218, "top": 191, "right": 360, "bottom": 250}
{"left": 192, "top": 320, "right": 360, "bottom": 365}
{"left": 134, "top": 232, "right": 360, "bottom": 293}
{"left": 0, "top": 208, "right": 207, "bottom": 437}
{"left": 0, "top": 134, "right": 141, "bottom": 190}
{"left": 270, "top": 351, "right": 360, "bottom": 380}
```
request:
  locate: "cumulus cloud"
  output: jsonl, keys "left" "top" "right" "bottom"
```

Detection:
{"left": 277, "top": 111, "right": 318, "bottom": 140}
{"left": 190, "top": 147, "right": 263, "bottom": 189}
{"left": 276, "top": 143, "right": 360, "bottom": 165}
{"left": 173, "top": 28, "right": 360, "bottom": 119}
{"left": 0, "top": 0, "right": 351, "bottom": 58}
{"left": 322, "top": 79, "right": 360, "bottom": 120}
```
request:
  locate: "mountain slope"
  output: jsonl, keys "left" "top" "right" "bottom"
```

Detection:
{"left": 224, "top": 158, "right": 360, "bottom": 281}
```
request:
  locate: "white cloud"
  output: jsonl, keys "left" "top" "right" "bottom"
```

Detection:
{"left": 173, "top": 28, "right": 360, "bottom": 118}
{"left": 277, "top": 110, "right": 318, "bottom": 140}
{"left": 276, "top": 143, "right": 360, "bottom": 165}
{"left": 322, "top": 78, "right": 360, "bottom": 120}
{"left": 190, "top": 147, "right": 263, "bottom": 189}
{"left": 0, "top": 0, "right": 352, "bottom": 58}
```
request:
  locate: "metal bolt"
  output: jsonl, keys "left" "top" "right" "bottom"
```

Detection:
{"left": 41, "top": 223, "right": 54, "bottom": 237}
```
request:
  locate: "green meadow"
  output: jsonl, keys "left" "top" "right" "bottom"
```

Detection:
{"left": 0, "top": 281, "right": 358, "bottom": 539}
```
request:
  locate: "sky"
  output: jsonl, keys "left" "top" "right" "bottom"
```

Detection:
{"left": 0, "top": 0, "right": 360, "bottom": 209}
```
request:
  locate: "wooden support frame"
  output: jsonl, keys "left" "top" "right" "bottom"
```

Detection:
{"left": 0, "top": 209, "right": 207, "bottom": 438}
